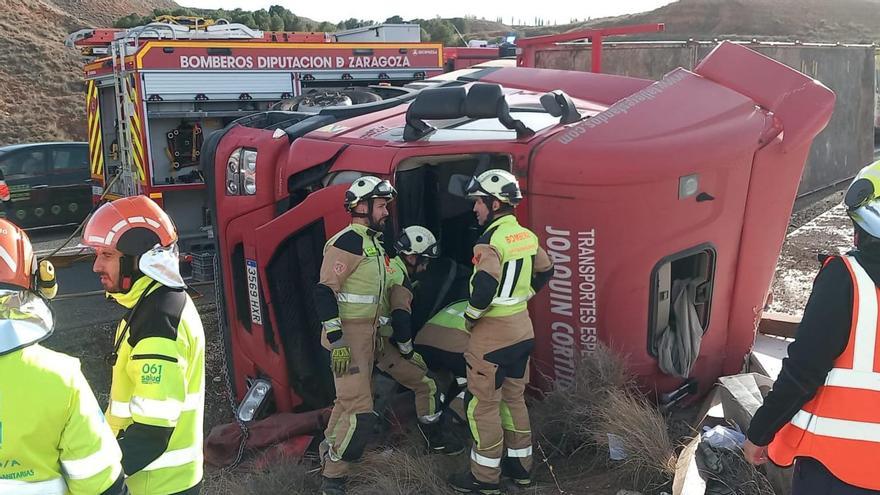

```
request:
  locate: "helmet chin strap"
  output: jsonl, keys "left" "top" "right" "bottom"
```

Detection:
{"left": 118, "top": 255, "right": 140, "bottom": 293}
{"left": 352, "top": 199, "right": 384, "bottom": 232}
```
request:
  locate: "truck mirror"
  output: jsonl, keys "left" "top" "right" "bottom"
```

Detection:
{"left": 540, "top": 90, "right": 582, "bottom": 124}
{"left": 448, "top": 174, "right": 471, "bottom": 197}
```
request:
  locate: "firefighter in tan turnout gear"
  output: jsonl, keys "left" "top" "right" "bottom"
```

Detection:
{"left": 449, "top": 170, "right": 554, "bottom": 495}
{"left": 315, "top": 176, "right": 415, "bottom": 495}
{"left": 0, "top": 218, "right": 127, "bottom": 495}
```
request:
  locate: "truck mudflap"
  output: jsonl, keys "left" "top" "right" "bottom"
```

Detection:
{"left": 526, "top": 41, "right": 834, "bottom": 395}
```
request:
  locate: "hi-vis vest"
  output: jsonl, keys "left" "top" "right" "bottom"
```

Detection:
{"left": 473, "top": 215, "right": 540, "bottom": 318}
{"left": 377, "top": 256, "right": 408, "bottom": 336}
{"left": 0, "top": 345, "right": 122, "bottom": 495}
{"left": 106, "top": 276, "right": 205, "bottom": 495}
{"left": 769, "top": 255, "right": 880, "bottom": 490}
{"left": 326, "top": 223, "right": 393, "bottom": 323}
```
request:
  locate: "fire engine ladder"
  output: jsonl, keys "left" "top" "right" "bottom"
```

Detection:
{"left": 109, "top": 38, "right": 141, "bottom": 197}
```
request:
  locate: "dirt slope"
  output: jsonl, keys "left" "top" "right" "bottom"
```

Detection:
{"left": 0, "top": 0, "right": 174, "bottom": 146}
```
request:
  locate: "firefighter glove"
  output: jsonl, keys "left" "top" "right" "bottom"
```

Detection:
{"left": 330, "top": 343, "right": 352, "bottom": 376}
{"left": 408, "top": 351, "right": 427, "bottom": 371}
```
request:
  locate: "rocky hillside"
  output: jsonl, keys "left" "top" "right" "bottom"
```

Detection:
{"left": 580, "top": 0, "right": 880, "bottom": 42}
{"left": 0, "top": 0, "right": 174, "bottom": 146}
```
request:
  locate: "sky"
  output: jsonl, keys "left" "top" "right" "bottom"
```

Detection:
{"left": 175, "top": 0, "right": 675, "bottom": 26}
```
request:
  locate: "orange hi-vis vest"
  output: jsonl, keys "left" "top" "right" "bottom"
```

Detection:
{"left": 768, "top": 255, "right": 880, "bottom": 490}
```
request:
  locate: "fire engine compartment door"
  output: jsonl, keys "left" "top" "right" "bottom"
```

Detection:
{"left": 141, "top": 72, "right": 294, "bottom": 101}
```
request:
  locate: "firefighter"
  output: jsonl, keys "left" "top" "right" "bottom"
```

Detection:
{"left": 744, "top": 160, "right": 880, "bottom": 494}
{"left": 396, "top": 225, "right": 472, "bottom": 332}
{"left": 394, "top": 226, "right": 471, "bottom": 385}
{"left": 376, "top": 226, "right": 464, "bottom": 455}
{"left": 314, "top": 176, "right": 401, "bottom": 495}
{"left": 0, "top": 218, "right": 127, "bottom": 495}
{"left": 449, "top": 170, "right": 554, "bottom": 495}
{"left": 81, "top": 196, "right": 204, "bottom": 495}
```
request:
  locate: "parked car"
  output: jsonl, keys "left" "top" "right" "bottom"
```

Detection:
{"left": 0, "top": 142, "right": 92, "bottom": 228}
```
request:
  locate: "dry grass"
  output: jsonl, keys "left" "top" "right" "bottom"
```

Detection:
{"left": 204, "top": 460, "right": 322, "bottom": 495}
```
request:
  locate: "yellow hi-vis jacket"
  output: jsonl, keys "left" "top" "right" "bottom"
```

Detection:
{"left": 106, "top": 276, "right": 205, "bottom": 495}
{"left": 0, "top": 344, "right": 123, "bottom": 494}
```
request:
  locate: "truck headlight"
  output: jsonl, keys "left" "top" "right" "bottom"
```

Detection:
{"left": 236, "top": 378, "right": 272, "bottom": 422}
{"left": 225, "top": 148, "right": 258, "bottom": 196}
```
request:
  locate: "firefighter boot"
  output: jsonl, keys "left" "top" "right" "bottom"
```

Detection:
{"left": 501, "top": 457, "right": 534, "bottom": 487}
{"left": 448, "top": 471, "right": 501, "bottom": 495}
{"left": 418, "top": 418, "right": 466, "bottom": 455}
{"left": 320, "top": 476, "right": 347, "bottom": 495}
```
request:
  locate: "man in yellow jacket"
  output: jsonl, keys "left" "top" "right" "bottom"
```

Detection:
{"left": 82, "top": 196, "right": 204, "bottom": 495}
{"left": 0, "top": 218, "right": 126, "bottom": 495}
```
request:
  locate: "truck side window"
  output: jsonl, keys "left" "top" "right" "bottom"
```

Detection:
{"left": 648, "top": 246, "right": 716, "bottom": 357}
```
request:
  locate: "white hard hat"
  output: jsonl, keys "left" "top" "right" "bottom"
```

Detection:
{"left": 395, "top": 226, "right": 439, "bottom": 258}
{"left": 465, "top": 169, "right": 522, "bottom": 205}
{"left": 344, "top": 176, "right": 396, "bottom": 212}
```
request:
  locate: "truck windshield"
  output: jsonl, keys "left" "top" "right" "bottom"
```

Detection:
{"left": 423, "top": 110, "right": 563, "bottom": 142}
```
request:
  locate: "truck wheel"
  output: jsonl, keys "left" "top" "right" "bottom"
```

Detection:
{"left": 15, "top": 209, "right": 26, "bottom": 220}
{"left": 51, "top": 205, "right": 62, "bottom": 215}
{"left": 34, "top": 207, "right": 45, "bottom": 218}
{"left": 68, "top": 202, "right": 79, "bottom": 213}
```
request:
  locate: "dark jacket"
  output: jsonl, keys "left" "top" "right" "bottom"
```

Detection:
{"left": 410, "top": 257, "right": 471, "bottom": 333}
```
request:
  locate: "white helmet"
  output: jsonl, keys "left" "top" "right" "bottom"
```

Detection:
{"left": 344, "top": 175, "right": 396, "bottom": 212}
{"left": 846, "top": 161, "right": 880, "bottom": 238}
{"left": 465, "top": 169, "right": 522, "bottom": 205}
{"left": 395, "top": 226, "right": 439, "bottom": 258}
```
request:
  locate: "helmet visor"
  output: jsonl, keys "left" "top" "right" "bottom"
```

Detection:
{"left": 371, "top": 180, "right": 396, "bottom": 199}
{"left": 0, "top": 289, "right": 54, "bottom": 354}
{"left": 851, "top": 202, "right": 880, "bottom": 239}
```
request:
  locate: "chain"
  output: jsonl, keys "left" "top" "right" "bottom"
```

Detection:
{"left": 213, "top": 253, "right": 250, "bottom": 470}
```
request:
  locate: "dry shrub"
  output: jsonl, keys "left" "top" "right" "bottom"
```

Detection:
{"left": 595, "top": 392, "right": 677, "bottom": 492}
{"left": 532, "top": 344, "right": 676, "bottom": 493}
{"left": 531, "top": 342, "right": 634, "bottom": 456}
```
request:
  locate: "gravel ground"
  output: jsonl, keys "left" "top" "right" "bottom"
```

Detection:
{"left": 768, "top": 200, "right": 852, "bottom": 316}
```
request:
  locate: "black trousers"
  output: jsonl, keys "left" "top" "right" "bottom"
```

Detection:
{"left": 792, "top": 458, "right": 880, "bottom": 495}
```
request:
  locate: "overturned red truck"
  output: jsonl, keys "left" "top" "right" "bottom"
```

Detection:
{"left": 206, "top": 41, "right": 835, "bottom": 419}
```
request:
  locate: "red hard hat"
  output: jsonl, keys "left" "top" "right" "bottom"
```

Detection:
{"left": 82, "top": 196, "right": 177, "bottom": 256}
{"left": 0, "top": 218, "right": 35, "bottom": 291}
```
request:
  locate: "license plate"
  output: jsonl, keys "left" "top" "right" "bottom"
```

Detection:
{"left": 246, "top": 259, "right": 263, "bottom": 326}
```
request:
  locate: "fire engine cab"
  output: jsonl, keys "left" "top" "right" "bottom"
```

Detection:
{"left": 206, "top": 39, "right": 835, "bottom": 418}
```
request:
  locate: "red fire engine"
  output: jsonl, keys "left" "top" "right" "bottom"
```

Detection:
{"left": 70, "top": 21, "right": 446, "bottom": 250}
{"left": 205, "top": 34, "right": 835, "bottom": 421}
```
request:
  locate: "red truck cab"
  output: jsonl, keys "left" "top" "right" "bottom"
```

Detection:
{"left": 207, "top": 42, "right": 835, "bottom": 416}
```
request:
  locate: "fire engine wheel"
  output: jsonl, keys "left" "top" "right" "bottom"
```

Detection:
{"left": 68, "top": 202, "right": 79, "bottom": 213}
{"left": 34, "top": 207, "right": 45, "bottom": 218}
{"left": 14, "top": 209, "right": 26, "bottom": 220}
{"left": 50, "top": 205, "right": 62, "bottom": 215}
